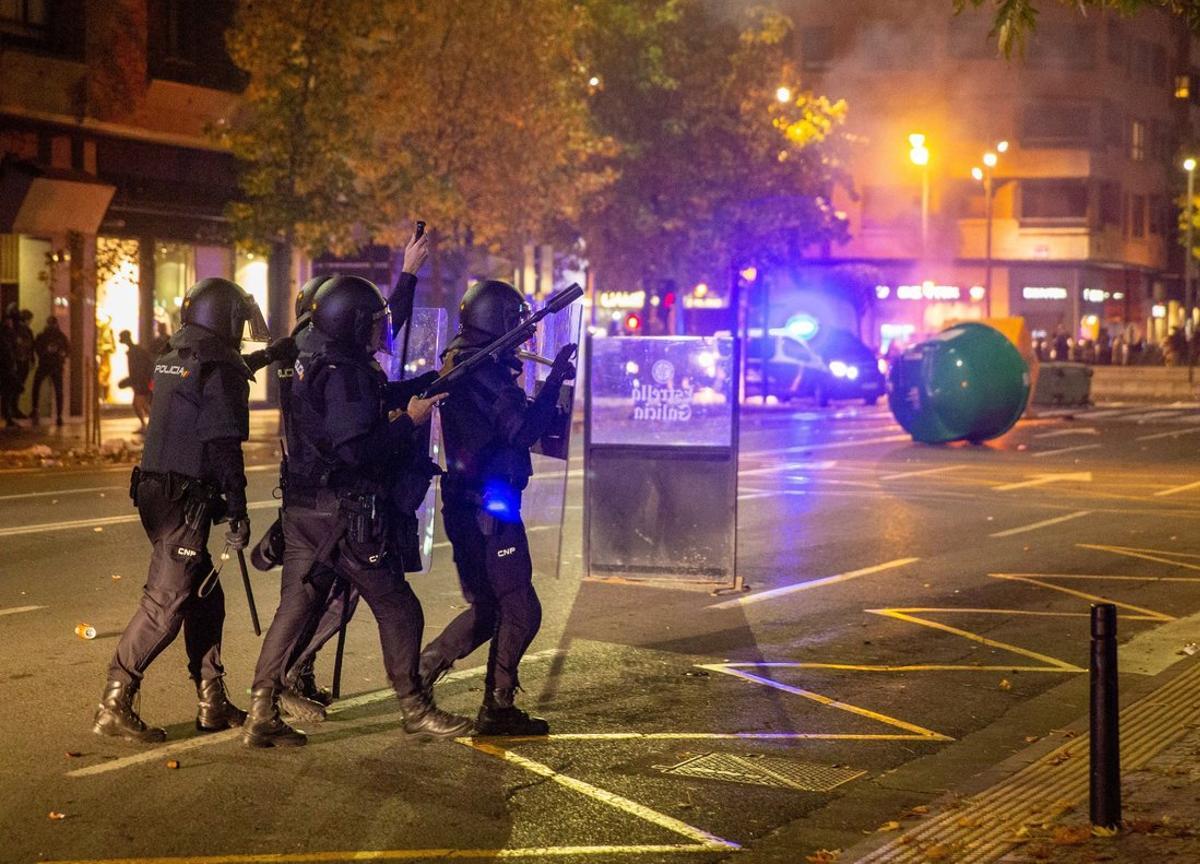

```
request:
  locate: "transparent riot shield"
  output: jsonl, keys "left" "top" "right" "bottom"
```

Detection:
{"left": 584, "top": 334, "right": 739, "bottom": 587}
{"left": 522, "top": 297, "right": 584, "bottom": 580}
{"left": 382, "top": 307, "right": 447, "bottom": 573}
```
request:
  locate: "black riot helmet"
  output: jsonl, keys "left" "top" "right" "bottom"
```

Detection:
{"left": 294, "top": 276, "right": 331, "bottom": 329}
{"left": 456, "top": 280, "right": 530, "bottom": 348}
{"left": 310, "top": 275, "right": 393, "bottom": 353}
{"left": 180, "top": 278, "right": 271, "bottom": 346}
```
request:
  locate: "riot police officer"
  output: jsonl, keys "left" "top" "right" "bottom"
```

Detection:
{"left": 418, "top": 280, "right": 575, "bottom": 736}
{"left": 243, "top": 274, "right": 472, "bottom": 747}
{"left": 94, "top": 278, "right": 271, "bottom": 743}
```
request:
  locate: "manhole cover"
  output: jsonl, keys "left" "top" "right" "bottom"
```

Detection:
{"left": 657, "top": 753, "right": 865, "bottom": 792}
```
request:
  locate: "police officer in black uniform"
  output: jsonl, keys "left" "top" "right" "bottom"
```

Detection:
{"left": 243, "top": 274, "right": 472, "bottom": 747}
{"left": 94, "top": 278, "right": 271, "bottom": 743}
{"left": 418, "top": 280, "right": 575, "bottom": 736}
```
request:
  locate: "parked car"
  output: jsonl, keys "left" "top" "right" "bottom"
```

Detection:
{"left": 735, "top": 327, "right": 886, "bottom": 406}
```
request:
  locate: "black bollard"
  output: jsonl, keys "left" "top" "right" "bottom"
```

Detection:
{"left": 1090, "top": 602, "right": 1121, "bottom": 830}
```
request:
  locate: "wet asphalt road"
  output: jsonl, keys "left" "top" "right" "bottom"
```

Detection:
{"left": 3, "top": 401, "right": 1200, "bottom": 864}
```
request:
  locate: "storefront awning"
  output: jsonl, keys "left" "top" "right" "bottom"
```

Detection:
{"left": 0, "top": 158, "right": 115, "bottom": 235}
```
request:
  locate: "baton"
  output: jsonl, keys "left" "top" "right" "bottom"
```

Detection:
{"left": 330, "top": 578, "right": 353, "bottom": 699}
{"left": 236, "top": 549, "right": 262, "bottom": 636}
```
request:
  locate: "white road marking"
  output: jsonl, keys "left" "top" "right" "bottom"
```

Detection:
{"left": 708, "top": 558, "right": 919, "bottom": 609}
{"left": 1033, "top": 428, "right": 1099, "bottom": 440}
{"left": 880, "top": 465, "right": 967, "bottom": 481}
{"left": 1155, "top": 480, "right": 1200, "bottom": 498}
{"left": 739, "top": 460, "right": 838, "bottom": 478}
{"left": 1136, "top": 426, "right": 1200, "bottom": 442}
{"left": 0, "top": 605, "right": 46, "bottom": 617}
{"left": 994, "top": 472, "right": 1092, "bottom": 492}
{"left": 989, "top": 510, "right": 1092, "bottom": 538}
{"left": 461, "top": 740, "right": 740, "bottom": 850}
{"left": 69, "top": 649, "right": 566, "bottom": 778}
{"left": 1031, "top": 444, "right": 1101, "bottom": 458}
{"left": 0, "top": 484, "right": 125, "bottom": 501}
{"left": 1131, "top": 410, "right": 1182, "bottom": 422}
{"left": 0, "top": 500, "right": 278, "bottom": 538}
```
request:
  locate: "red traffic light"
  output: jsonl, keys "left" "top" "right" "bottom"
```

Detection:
{"left": 625, "top": 313, "right": 641, "bottom": 332}
{"left": 663, "top": 291, "right": 676, "bottom": 308}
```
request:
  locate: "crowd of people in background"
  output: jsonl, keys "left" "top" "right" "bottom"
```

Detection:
{"left": 1033, "top": 323, "right": 1198, "bottom": 368}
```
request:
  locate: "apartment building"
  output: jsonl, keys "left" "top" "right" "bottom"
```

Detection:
{"left": 779, "top": 0, "right": 1194, "bottom": 349}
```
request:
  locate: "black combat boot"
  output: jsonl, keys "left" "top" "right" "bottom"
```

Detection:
{"left": 295, "top": 663, "right": 333, "bottom": 707}
{"left": 93, "top": 680, "right": 167, "bottom": 743}
{"left": 475, "top": 688, "right": 550, "bottom": 736}
{"left": 241, "top": 687, "right": 307, "bottom": 748}
{"left": 195, "top": 677, "right": 248, "bottom": 732}
{"left": 396, "top": 693, "right": 474, "bottom": 740}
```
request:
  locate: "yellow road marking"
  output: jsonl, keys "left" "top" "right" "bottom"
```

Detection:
{"left": 42, "top": 845, "right": 726, "bottom": 864}
{"left": 878, "top": 606, "right": 1160, "bottom": 619}
{"left": 699, "top": 664, "right": 953, "bottom": 741}
{"left": 490, "top": 731, "right": 935, "bottom": 741}
{"left": 1153, "top": 479, "right": 1200, "bottom": 497}
{"left": 998, "top": 572, "right": 1200, "bottom": 583}
{"left": 755, "top": 663, "right": 1078, "bottom": 673}
{"left": 866, "top": 609, "right": 1084, "bottom": 672}
{"left": 988, "top": 510, "right": 1092, "bottom": 537}
{"left": 990, "top": 574, "right": 1174, "bottom": 622}
{"left": 459, "top": 740, "right": 739, "bottom": 850}
{"left": 1080, "top": 543, "right": 1200, "bottom": 572}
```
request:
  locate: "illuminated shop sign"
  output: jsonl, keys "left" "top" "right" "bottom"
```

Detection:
{"left": 683, "top": 295, "right": 727, "bottom": 309}
{"left": 875, "top": 281, "right": 982, "bottom": 302}
{"left": 1023, "top": 286, "right": 1068, "bottom": 300}
{"left": 598, "top": 290, "right": 645, "bottom": 309}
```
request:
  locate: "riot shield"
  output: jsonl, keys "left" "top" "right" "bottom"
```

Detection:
{"left": 522, "top": 296, "right": 584, "bottom": 580}
{"left": 583, "top": 334, "right": 740, "bottom": 587}
{"left": 382, "top": 307, "right": 447, "bottom": 573}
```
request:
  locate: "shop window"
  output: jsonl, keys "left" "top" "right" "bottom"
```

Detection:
{"left": 95, "top": 237, "right": 140, "bottom": 406}
{"left": 235, "top": 248, "right": 270, "bottom": 402}
{"left": 1020, "top": 102, "right": 1093, "bottom": 148}
{"left": 1020, "top": 180, "right": 1089, "bottom": 222}
{"left": 1176, "top": 75, "right": 1191, "bottom": 100}
{"left": 153, "top": 242, "right": 195, "bottom": 337}
{"left": 801, "top": 27, "right": 833, "bottom": 72}
{"left": 1129, "top": 120, "right": 1145, "bottom": 161}
{"left": 1131, "top": 194, "right": 1146, "bottom": 238}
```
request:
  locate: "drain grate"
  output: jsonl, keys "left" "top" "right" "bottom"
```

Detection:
{"left": 657, "top": 752, "right": 865, "bottom": 792}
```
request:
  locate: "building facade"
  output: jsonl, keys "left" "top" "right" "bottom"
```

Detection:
{"left": 780, "top": 0, "right": 1195, "bottom": 353}
{"left": 0, "top": 0, "right": 285, "bottom": 423}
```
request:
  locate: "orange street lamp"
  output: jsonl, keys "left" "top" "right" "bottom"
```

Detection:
{"left": 908, "top": 133, "right": 931, "bottom": 254}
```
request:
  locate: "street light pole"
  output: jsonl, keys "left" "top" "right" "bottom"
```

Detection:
{"left": 1185, "top": 157, "right": 1196, "bottom": 383}
{"left": 973, "top": 142, "right": 1007, "bottom": 319}
{"left": 908, "top": 134, "right": 930, "bottom": 257}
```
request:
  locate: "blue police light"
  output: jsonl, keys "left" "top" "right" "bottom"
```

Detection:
{"left": 482, "top": 480, "right": 521, "bottom": 524}
{"left": 784, "top": 314, "right": 820, "bottom": 341}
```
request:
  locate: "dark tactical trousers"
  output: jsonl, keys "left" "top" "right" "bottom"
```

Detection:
{"left": 422, "top": 497, "right": 542, "bottom": 692}
{"left": 108, "top": 476, "right": 225, "bottom": 685}
{"left": 252, "top": 493, "right": 422, "bottom": 697}
{"left": 285, "top": 565, "right": 362, "bottom": 683}
{"left": 32, "top": 364, "right": 64, "bottom": 420}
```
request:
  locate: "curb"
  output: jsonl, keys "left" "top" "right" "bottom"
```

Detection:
{"left": 845, "top": 659, "right": 1200, "bottom": 863}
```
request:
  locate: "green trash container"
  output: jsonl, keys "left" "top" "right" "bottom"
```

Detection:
{"left": 888, "top": 322, "right": 1030, "bottom": 444}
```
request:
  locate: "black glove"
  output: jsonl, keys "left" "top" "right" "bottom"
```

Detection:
{"left": 224, "top": 515, "right": 251, "bottom": 551}
{"left": 265, "top": 337, "right": 298, "bottom": 366}
{"left": 546, "top": 343, "right": 578, "bottom": 386}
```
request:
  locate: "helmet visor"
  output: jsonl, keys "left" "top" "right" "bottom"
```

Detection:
{"left": 369, "top": 307, "right": 395, "bottom": 354}
{"left": 242, "top": 299, "right": 272, "bottom": 343}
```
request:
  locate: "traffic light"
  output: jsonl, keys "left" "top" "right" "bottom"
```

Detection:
{"left": 624, "top": 312, "right": 642, "bottom": 333}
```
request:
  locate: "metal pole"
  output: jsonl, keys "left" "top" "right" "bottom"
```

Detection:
{"left": 1186, "top": 166, "right": 1195, "bottom": 383}
{"left": 984, "top": 172, "right": 994, "bottom": 319}
{"left": 1089, "top": 602, "right": 1121, "bottom": 831}
{"left": 236, "top": 549, "right": 261, "bottom": 636}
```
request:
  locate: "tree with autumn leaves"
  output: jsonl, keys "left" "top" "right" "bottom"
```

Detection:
{"left": 218, "top": 0, "right": 855, "bottom": 303}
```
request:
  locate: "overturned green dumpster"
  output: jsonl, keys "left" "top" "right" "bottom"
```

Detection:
{"left": 888, "top": 322, "right": 1030, "bottom": 444}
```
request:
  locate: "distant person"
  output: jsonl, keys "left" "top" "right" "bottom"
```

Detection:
{"left": 0, "top": 308, "right": 18, "bottom": 428}
{"left": 31, "top": 316, "right": 70, "bottom": 426}
{"left": 118, "top": 330, "right": 154, "bottom": 432}
{"left": 13, "top": 309, "right": 34, "bottom": 416}
{"left": 149, "top": 321, "right": 171, "bottom": 356}
{"left": 1097, "top": 329, "right": 1112, "bottom": 365}
{"left": 1052, "top": 327, "right": 1069, "bottom": 362}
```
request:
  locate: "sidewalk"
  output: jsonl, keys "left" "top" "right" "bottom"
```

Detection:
{"left": 0, "top": 408, "right": 282, "bottom": 468}
{"left": 995, "top": 725, "right": 1200, "bottom": 863}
